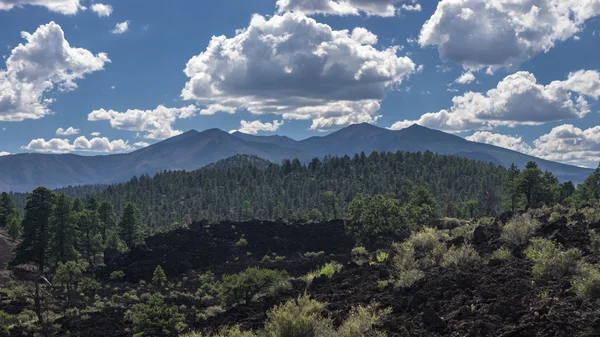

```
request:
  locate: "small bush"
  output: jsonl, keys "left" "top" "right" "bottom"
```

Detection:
{"left": 408, "top": 227, "right": 449, "bottom": 253}
{"left": 337, "top": 304, "right": 391, "bottom": 337}
{"left": 450, "top": 223, "right": 477, "bottom": 240}
{"left": 305, "top": 262, "right": 343, "bottom": 284}
{"left": 548, "top": 212, "right": 561, "bottom": 224}
{"left": 129, "top": 294, "right": 186, "bottom": 337}
{"left": 153, "top": 265, "right": 167, "bottom": 287}
{"left": 79, "top": 277, "right": 101, "bottom": 292}
{"left": 572, "top": 263, "right": 600, "bottom": 299}
{"left": 351, "top": 246, "right": 369, "bottom": 265}
{"left": 220, "top": 268, "right": 290, "bottom": 306}
{"left": 236, "top": 238, "right": 248, "bottom": 247}
{"left": 501, "top": 215, "right": 541, "bottom": 246}
{"left": 375, "top": 251, "right": 389, "bottom": 263}
{"left": 441, "top": 244, "right": 480, "bottom": 267}
{"left": 196, "top": 306, "right": 225, "bottom": 321}
{"left": 581, "top": 206, "right": 600, "bottom": 224}
{"left": 0, "top": 310, "right": 14, "bottom": 336}
{"left": 303, "top": 251, "right": 325, "bottom": 258}
{"left": 392, "top": 242, "right": 424, "bottom": 288}
{"left": 525, "top": 238, "right": 582, "bottom": 279}
{"left": 589, "top": 230, "right": 600, "bottom": 253}
{"left": 110, "top": 270, "right": 125, "bottom": 280}
{"left": 263, "top": 296, "right": 334, "bottom": 337}
{"left": 491, "top": 247, "right": 512, "bottom": 260}
{"left": 261, "top": 255, "right": 272, "bottom": 263}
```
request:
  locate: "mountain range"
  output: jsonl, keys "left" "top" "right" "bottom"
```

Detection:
{"left": 0, "top": 123, "right": 593, "bottom": 192}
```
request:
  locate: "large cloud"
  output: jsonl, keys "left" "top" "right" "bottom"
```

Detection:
{"left": 181, "top": 12, "right": 417, "bottom": 131}
{"left": 276, "top": 0, "right": 420, "bottom": 16}
{"left": 22, "top": 136, "right": 134, "bottom": 154}
{"left": 0, "top": 0, "right": 84, "bottom": 14}
{"left": 233, "top": 120, "right": 284, "bottom": 135}
{"left": 0, "top": 22, "right": 110, "bottom": 122}
{"left": 419, "top": 0, "right": 600, "bottom": 71}
{"left": 390, "top": 70, "right": 600, "bottom": 133}
{"left": 466, "top": 125, "right": 600, "bottom": 167}
{"left": 88, "top": 105, "right": 199, "bottom": 140}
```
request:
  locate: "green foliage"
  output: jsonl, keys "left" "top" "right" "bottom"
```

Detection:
{"left": 7, "top": 217, "right": 22, "bottom": 241}
{"left": 501, "top": 214, "right": 541, "bottom": 246}
{"left": 48, "top": 194, "right": 79, "bottom": 265}
{"left": 572, "top": 263, "right": 600, "bottom": 299}
{"left": 351, "top": 246, "right": 369, "bottom": 265}
{"left": 263, "top": 296, "right": 333, "bottom": 337}
{"left": 441, "top": 244, "right": 480, "bottom": 267}
{"left": 305, "top": 262, "right": 343, "bottom": 284}
{"left": 408, "top": 227, "right": 449, "bottom": 253}
{"left": 337, "top": 304, "right": 391, "bottom": 337}
{"left": 571, "top": 166, "right": 600, "bottom": 205}
{"left": 11, "top": 187, "right": 55, "bottom": 271}
{"left": 375, "top": 251, "right": 389, "bottom": 263}
{"left": 345, "top": 194, "right": 409, "bottom": 246}
{"left": 589, "top": 230, "right": 600, "bottom": 253}
{"left": 53, "top": 261, "right": 84, "bottom": 304}
{"left": 235, "top": 237, "right": 248, "bottom": 247}
{"left": 110, "top": 270, "right": 125, "bottom": 280}
{"left": 392, "top": 242, "right": 424, "bottom": 288}
{"left": 219, "top": 268, "right": 290, "bottom": 306}
{"left": 128, "top": 294, "right": 186, "bottom": 337}
{"left": 119, "top": 203, "right": 142, "bottom": 249}
{"left": 525, "top": 238, "right": 582, "bottom": 279}
{"left": 450, "top": 223, "right": 477, "bottom": 240}
{"left": 320, "top": 191, "right": 338, "bottom": 220}
{"left": 0, "top": 192, "right": 18, "bottom": 228}
{"left": 303, "top": 251, "right": 325, "bottom": 258}
{"left": 0, "top": 310, "right": 14, "bottom": 336}
{"left": 196, "top": 306, "right": 225, "bottom": 321}
{"left": 491, "top": 247, "right": 512, "bottom": 260}
{"left": 152, "top": 265, "right": 167, "bottom": 287}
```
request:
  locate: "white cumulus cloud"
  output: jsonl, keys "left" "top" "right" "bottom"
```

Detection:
{"left": 0, "top": 151, "right": 10, "bottom": 156}
{"left": 466, "top": 131, "right": 533, "bottom": 154}
{"left": 389, "top": 70, "right": 600, "bottom": 133}
{"left": 419, "top": 0, "right": 600, "bottom": 71}
{"left": 90, "top": 132, "right": 101, "bottom": 137}
{"left": 56, "top": 127, "right": 80, "bottom": 136}
{"left": 88, "top": 105, "right": 199, "bottom": 140}
{"left": 276, "top": 0, "right": 420, "bottom": 17}
{"left": 90, "top": 3, "right": 112, "bottom": 17}
{"left": 111, "top": 21, "right": 130, "bottom": 34}
{"left": 454, "top": 71, "right": 475, "bottom": 85}
{"left": 23, "top": 136, "right": 134, "bottom": 153}
{"left": 0, "top": 0, "right": 84, "bottom": 14}
{"left": 181, "top": 12, "right": 417, "bottom": 131}
{"left": 133, "top": 141, "right": 150, "bottom": 148}
{"left": 233, "top": 120, "right": 284, "bottom": 135}
{"left": 0, "top": 22, "right": 110, "bottom": 122}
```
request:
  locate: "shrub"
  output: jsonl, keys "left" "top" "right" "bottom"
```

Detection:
{"left": 491, "top": 247, "right": 512, "bottom": 260}
{"left": 572, "top": 263, "right": 600, "bottom": 299}
{"left": 589, "top": 230, "right": 600, "bottom": 253}
{"left": 441, "top": 244, "right": 480, "bottom": 267}
{"left": 261, "top": 255, "right": 272, "bottom": 263}
{"left": 305, "top": 262, "right": 343, "bottom": 284}
{"left": 79, "top": 277, "right": 101, "bottom": 292}
{"left": 392, "top": 242, "right": 424, "bottom": 288}
{"left": 263, "top": 296, "right": 334, "bottom": 337}
{"left": 548, "top": 212, "right": 561, "bottom": 224}
{"left": 375, "top": 251, "right": 389, "bottom": 263}
{"left": 0, "top": 310, "right": 14, "bottom": 336}
{"left": 197, "top": 306, "right": 225, "bottom": 321}
{"left": 153, "top": 265, "right": 167, "bottom": 287}
{"left": 351, "top": 246, "right": 369, "bottom": 265}
{"left": 110, "top": 270, "right": 125, "bottom": 280}
{"left": 303, "top": 251, "right": 325, "bottom": 258}
{"left": 337, "top": 304, "right": 391, "bottom": 337}
{"left": 450, "top": 223, "right": 477, "bottom": 240}
{"left": 581, "top": 206, "right": 600, "bottom": 224}
{"left": 129, "top": 294, "right": 186, "bottom": 337}
{"left": 524, "top": 238, "right": 582, "bottom": 279}
{"left": 408, "top": 227, "right": 449, "bottom": 253}
{"left": 501, "top": 215, "right": 541, "bottom": 246}
{"left": 236, "top": 238, "right": 248, "bottom": 247}
{"left": 219, "top": 268, "right": 290, "bottom": 306}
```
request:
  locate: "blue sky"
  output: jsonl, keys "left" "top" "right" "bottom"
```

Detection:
{"left": 1, "top": 0, "right": 600, "bottom": 168}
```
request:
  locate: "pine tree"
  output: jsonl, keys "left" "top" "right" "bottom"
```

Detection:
{"left": 98, "top": 201, "right": 116, "bottom": 245}
{"left": 517, "top": 161, "right": 544, "bottom": 209}
{"left": 7, "top": 217, "right": 22, "bottom": 241}
{"left": 72, "top": 198, "right": 84, "bottom": 213}
{"left": 52, "top": 261, "right": 83, "bottom": 306}
{"left": 48, "top": 194, "right": 78, "bottom": 265}
{"left": 119, "top": 203, "right": 142, "bottom": 249}
{"left": 507, "top": 163, "right": 521, "bottom": 213}
{"left": 77, "top": 209, "right": 102, "bottom": 265}
{"left": 0, "top": 192, "right": 17, "bottom": 228}
{"left": 152, "top": 265, "right": 167, "bottom": 287}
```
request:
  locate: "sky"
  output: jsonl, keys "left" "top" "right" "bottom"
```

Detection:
{"left": 1, "top": 0, "right": 600, "bottom": 168}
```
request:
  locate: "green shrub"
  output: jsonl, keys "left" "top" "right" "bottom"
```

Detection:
{"left": 79, "top": 277, "right": 101, "bottom": 292}
{"left": 501, "top": 215, "right": 541, "bottom": 246}
{"left": 450, "top": 223, "right": 477, "bottom": 240}
{"left": 197, "top": 306, "right": 225, "bottom": 321}
{"left": 263, "top": 296, "right": 334, "bottom": 337}
{"left": 581, "top": 206, "right": 600, "bottom": 224}
{"left": 337, "top": 304, "right": 391, "bottom": 337}
{"left": 408, "top": 227, "right": 449, "bottom": 253}
{"left": 236, "top": 238, "right": 248, "bottom": 247}
{"left": 589, "top": 230, "right": 600, "bottom": 253}
{"left": 219, "top": 268, "right": 290, "bottom": 306}
{"left": 152, "top": 265, "right": 167, "bottom": 287}
{"left": 129, "top": 294, "right": 186, "bottom": 337}
{"left": 305, "top": 262, "right": 343, "bottom": 284}
{"left": 303, "top": 251, "right": 325, "bottom": 258}
{"left": 524, "top": 238, "right": 582, "bottom": 279}
{"left": 548, "top": 212, "right": 561, "bottom": 224}
{"left": 572, "top": 263, "right": 600, "bottom": 299}
{"left": 0, "top": 310, "right": 14, "bottom": 336}
{"left": 441, "top": 244, "right": 480, "bottom": 267}
{"left": 351, "top": 246, "right": 369, "bottom": 265}
{"left": 375, "top": 251, "right": 389, "bottom": 263}
{"left": 392, "top": 242, "right": 424, "bottom": 288}
{"left": 477, "top": 217, "right": 494, "bottom": 226}
{"left": 110, "top": 270, "right": 125, "bottom": 280}
{"left": 491, "top": 247, "right": 512, "bottom": 260}
{"left": 261, "top": 255, "right": 272, "bottom": 263}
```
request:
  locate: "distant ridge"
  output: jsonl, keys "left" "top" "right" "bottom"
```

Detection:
{"left": 0, "top": 123, "right": 593, "bottom": 192}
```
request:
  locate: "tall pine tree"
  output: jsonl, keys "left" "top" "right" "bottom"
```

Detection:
{"left": 48, "top": 194, "right": 78, "bottom": 265}
{"left": 0, "top": 192, "right": 17, "bottom": 228}
{"left": 98, "top": 201, "right": 116, "bottom": 245}
{"left": 119, "top": 203, "right": 141, "bottom": 249}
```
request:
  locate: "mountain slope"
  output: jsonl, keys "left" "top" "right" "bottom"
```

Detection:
{"left": 0, "top": 123, "right": 594, "bottom": 192}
